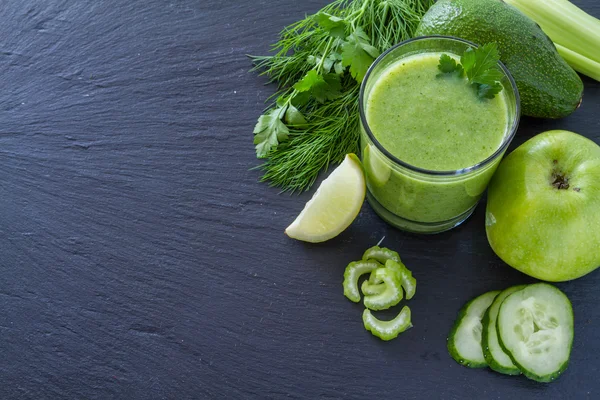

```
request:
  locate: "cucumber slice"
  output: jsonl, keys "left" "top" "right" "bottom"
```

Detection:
{"left": 448, "top": 290, "right": 500, "bottom": 368}
{"left": 482, "top": 285, "right": 527, "bottom": 375}
{"left": 497, "top": 283, "right": 573, "bottom": 383}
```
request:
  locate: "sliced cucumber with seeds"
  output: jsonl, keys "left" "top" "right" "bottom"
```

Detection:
{"left": 448, "top": 290, "right": 500, "bottom": 368}
{"left": 482, "top": 285, "right": 527, "bottom": 375}
{"left": 497, "top": 283, "right": 573, "bottom": 383}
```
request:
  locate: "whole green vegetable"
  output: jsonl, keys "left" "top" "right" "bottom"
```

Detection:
{"left": 415, "top": 0, "right": 584, "bottom": 118}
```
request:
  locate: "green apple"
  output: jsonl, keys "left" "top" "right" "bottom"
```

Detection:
{"left": 486, "top": 130, "right": 600, "bottom": 282}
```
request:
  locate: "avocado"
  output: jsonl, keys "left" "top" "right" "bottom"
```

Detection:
{"left": 415, "top": 0, "right": 583, "bottom": 119}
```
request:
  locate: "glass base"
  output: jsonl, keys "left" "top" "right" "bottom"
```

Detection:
{"left": 366, "top": 191, "right": 477, "bottom": 234}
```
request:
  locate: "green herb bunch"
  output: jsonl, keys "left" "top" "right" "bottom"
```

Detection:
{"left": 437, "top": 43, "right": 504, "bottom": 99}
{"left": 251, "top": 0, "right": 436, "bottom": 192}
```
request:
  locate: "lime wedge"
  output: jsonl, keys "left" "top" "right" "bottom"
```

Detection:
{"left": 285, "top": 154, "right": 366, "bottom": 243}
{"left": 363, "top": 144, "right": 391, "bottom": 186}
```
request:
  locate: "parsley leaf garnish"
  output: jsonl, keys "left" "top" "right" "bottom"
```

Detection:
{"left": 342, "top": 27, "right": 380, "bottom": 83}
{"left": 477, "top": 82, "right": 503, "bottom": 99}
{"left": 315, "top": 12, "right": 347, "bottom": 39}
{"left": 438, "top": 54, "right": 460, "bottom": 74}
{"left": 284, "top": 104, "right": 307, "bottom": 127}
{"left": 462, "top": 44, "right": 501, "bottom": 84}
{"left": 437, "top": 43, "right": 503, "bottom": 100}
{"left": 308, "top": 51, "right": 344, "bottom": 75}
{"left": 293, "top": 70, "right": 342, "bottom": 103}
{"left": 293, "top": 70, "right": 322, "bottom": 92}
{"left": 253, "top": 106, "right": 290, "bottom": 158}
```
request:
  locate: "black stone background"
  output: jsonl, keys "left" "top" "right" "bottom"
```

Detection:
{"left": 0, "top": 1, "right": 599, "bottom": 398}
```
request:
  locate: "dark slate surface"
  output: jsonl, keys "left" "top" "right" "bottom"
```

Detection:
{"left": 0, "top": 0, "right": 599, "bottom": 398}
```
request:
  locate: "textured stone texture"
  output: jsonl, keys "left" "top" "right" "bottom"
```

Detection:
{"left": 0, "top": 0, "right": 598, "bottom": 398}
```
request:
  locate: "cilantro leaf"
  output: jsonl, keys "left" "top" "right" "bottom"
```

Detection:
{"left": 308, "top": 52, "right": 342, "bottom": 74}
{"left": 324, "top": 52, "right": 342, "bottom": 73}
{"left": 275, "top": 96, "right": 287, "bottom": 107}
{"left": 477, "top": 82, "right": 503, "bottom": 99}
{"left": 293, "top": 70, "right": 341, "bottom": 103}
{"left": 315, "top": 13, "right": 347, "bottom": 39}
{"left": 294, "top": 70, "right": 323, "bottom": 92}
{"left": 440, "top": 42, "right": 503, "bottom": 100}
{"left": 460, "top": 47, "right": 477, "bottom": 75}
{"left": 284, "top": 104, "right": 307, "bottom": 127}
{"left": 461, "top": 43, "right": 502, "bottom": 85}
{"left": 471, "top": 68, "right": 504, "bottom": 87}
{"left": 438, "top": 54, "right": 459, "bottom": 73}
{"left": 342, "top": 27, "right": 380, "bottom": 83}
{"left": 253, "top": 106, "right": 289, "bottom": 158}
{"left": 291, "top": 90, "right": 311, "bottom": 107}
{"left": 437, "top": 54, "right": 463, "bottom": 77}
{"left": 323, "top": 56, "right": 334, "bottom": 73}
{"left": 455, "top": 64, "right": 464, "bottom": 77}
{"left": 311, "top": 73, "right": 342, "bottom": 103}
{"left": 334, "top": 61, "right": 344, "bottom": 75}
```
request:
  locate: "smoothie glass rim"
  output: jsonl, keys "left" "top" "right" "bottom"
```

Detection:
{"left": 358, "top": 35, "right": 521, "bottom": 177}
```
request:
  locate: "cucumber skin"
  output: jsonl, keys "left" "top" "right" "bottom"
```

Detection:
{"left": 447, "top": 290, "right": 500, "bottom": 368}
{"left": 481, "top": 285, "right": 527, "bottom": 376}
{"left": 496, "top": 283, "right": 574, "bottom": 383}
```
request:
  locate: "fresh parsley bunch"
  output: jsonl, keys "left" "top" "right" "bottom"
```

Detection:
{"left": 251, "top": 0, "right": 435, "bottom": 192}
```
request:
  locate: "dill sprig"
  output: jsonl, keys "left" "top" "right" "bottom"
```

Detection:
{"left": 251, "top": 0, "right": 436, "bottom": 192}
{"left": 261, "top": 87, "right": 360, "bottom": 193}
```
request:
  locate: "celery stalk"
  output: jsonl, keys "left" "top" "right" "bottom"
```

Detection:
{"left": 555, "top": 43, "right": 600, "bottom": 82}
{"left": 505, "top": 0, "right": 600, "bottom": 79}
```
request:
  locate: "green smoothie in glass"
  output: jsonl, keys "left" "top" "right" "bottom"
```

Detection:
{"left": 359, "top": 36, "right": 519, "bottom": 233}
